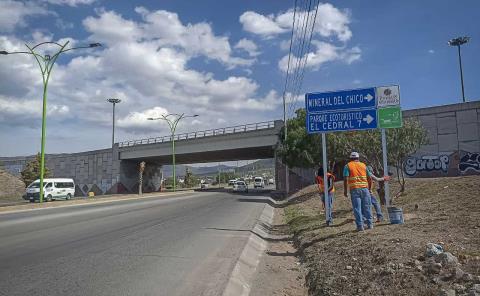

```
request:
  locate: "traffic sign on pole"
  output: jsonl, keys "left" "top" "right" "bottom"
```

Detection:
{"left": 378, "top": 106, "right": 402, "bottom": 128}
{"left": 306, "top": 87, "right": 376, "bottom": 113}
{"left": 307, "top": 108, "right": 378, "bottom": 133}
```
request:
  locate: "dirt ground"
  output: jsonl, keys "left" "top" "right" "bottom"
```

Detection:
{"left": 283, "top": 176, "right": 480, "bottom": 296}
{"left": 250, "top": 207, "right": 308, "bottom": 296}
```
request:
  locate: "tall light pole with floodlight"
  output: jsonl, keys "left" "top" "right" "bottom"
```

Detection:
{"left": 448, "top": 36, "right": 470, "bottom": 103}
{"left": 0, "top": 41, "right": 101, "bottom": 202}
{"left": 107, "top": 98, "right": 121, "bottom": 149}
{"left": 147, "top": 113, "right": 199, "bottom": 192}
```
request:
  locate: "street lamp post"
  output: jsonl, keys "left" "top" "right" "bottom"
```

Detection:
{"left": 107, "top": 98, "right": 121, "bottom": 149}
{"left": 147, "top": 113, "right": 199, "bottom": 192}
{"left": 0, "top": 41, "right": 101, "bottom": 202}
{"left": 448, "top": 36, "right": 470, "bottom": 103}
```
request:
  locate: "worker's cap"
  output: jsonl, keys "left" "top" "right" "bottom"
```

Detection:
{"left": 350, "top": 151, "right": 360, "bottom": 159}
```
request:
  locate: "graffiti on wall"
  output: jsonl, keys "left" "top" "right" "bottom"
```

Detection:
{"left": 404, "top": 155, "right": 450, "bottom": 176}
{"left": 459, "top": 152, "right": 480, "bottom": 173}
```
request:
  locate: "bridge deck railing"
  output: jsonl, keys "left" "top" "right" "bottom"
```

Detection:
{"left": 118, "top": 121, "right": 276, "bottom": 147}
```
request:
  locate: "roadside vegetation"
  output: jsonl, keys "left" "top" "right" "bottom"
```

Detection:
{"left": 283, "top": 176, "right": 480, "bottom": 296}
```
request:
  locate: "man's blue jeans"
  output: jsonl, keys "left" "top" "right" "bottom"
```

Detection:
{"left": 350, "top": 188, "right": 373, "bottom": 230}
{"left": 321, "top": 192, "right": 334, "bottom": 224}
{"left": 371, "top": 194, "right": 384, "bottom": 220}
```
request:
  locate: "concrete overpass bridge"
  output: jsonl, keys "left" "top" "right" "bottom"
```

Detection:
{"left": 118, "top": 121, "right": 282, "bottom": 164}
{"left": 1, "top": 121, "right": 290, "bottom": 196}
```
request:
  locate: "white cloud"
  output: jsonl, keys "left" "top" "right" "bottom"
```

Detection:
{"left": 0, "top": 7, "right": 282, "bottom": 138}
{"left": 428, "top": 49, "right": 435, "bottom": 54}
{"left": 278, "top": 41, "right": 361, "bottom": 72}
{"left": 117, "top": 107, "right": 169, "bottom": 132}
{"left": 0, "top": 96, "right": 69, "bottom": 127}
{"left": 235, "top": 38, "right": 260, "bottom": 57}
{"left": 240, "top": 4, "right": 352, "bottom": 42}
{"left": 0, "top": 0, "right": 50, "bottom": 32}
{"left": 239, "top": 11, "right": 288, "bottom": 37}
{"left": 43, "top": 0, "right": 96, "bottom": 6}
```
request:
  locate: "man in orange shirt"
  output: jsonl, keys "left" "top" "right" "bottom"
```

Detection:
{"left": 315, "top": 167, "right": 335, "bottom": 226}
{"left": 343, "top": 152, "right": 390, "bottom": 231}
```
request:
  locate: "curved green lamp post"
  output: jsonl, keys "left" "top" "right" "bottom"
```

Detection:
{"left": 147, "top": 113, "right": 199, "bottom": 192}
{"left": 0, "top": 41, "right": 101, "bottom": 202}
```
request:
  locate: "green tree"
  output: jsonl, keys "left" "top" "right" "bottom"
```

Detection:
{"left": 184, "top": 167, "right": 199, "bottom": 187}
{"left": 278, "top": 109, "right": 427, "bottom": 197}
{"left": 20, "top": 153, "right": 51, "bottom": 186}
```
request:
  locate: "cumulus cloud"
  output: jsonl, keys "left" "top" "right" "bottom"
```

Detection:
{"left": 240, "top": 3, "right": 352, "bottom": 41}
{"left": 117, "top": 107, "right": 169, "bottom": 132}
{"left": 235, "top": 38, "right": 260, "bottom": 57}
{"left": 0, "top": 0, "right": 50, "bottom": 32}
{"left": 278, "top": 41, "right": 361, "bottom": 72}
{"left": 0, "top": 7, "right": 282, "bottom": 139}
{"left": 42, "top": 0, "right": 96, "bottom": 6}
{"left": 0, "top": 96, "right": 69, "bottom": 127}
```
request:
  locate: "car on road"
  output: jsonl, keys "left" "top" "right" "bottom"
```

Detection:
{"left": 268, "top": 178, "right": 274, "bottom": 185}
{"left": 253, "top": 177, "right": 264, "bottom": 188}
{"left": 228, "top": 179, "right": 237, "bottom": 186}
{"left": 233, "top": 181, "right": 248, "bottom": 193}
{"left": 24, "top": 178, "right": 75, "bottom": 202}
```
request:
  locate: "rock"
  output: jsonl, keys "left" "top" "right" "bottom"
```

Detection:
{"left": 346, "top": 265, "right": 353, "bottom": 270}
{"left": 472, "top": 284, "right": 480, "bottom": 292}
{"left": 416, "top": 265, "right": 423, "bottom": 272}
{"left": 415, "top": 259, "right": 422, "bottom": 266}
{"left": 453, "top": 283, "right": 466, "bottom": 293}
{"left": 426, "top": 243, "right": 444, "bottom": 257}
{"left": 475, "top": 276, "right": 480, "bottom": 283}
{"left": 453, "top": 267, "right": 466, "bottom": 281}
{"left": 425, "top": 260, "right": 442, "bottom": 274}
{"left": 340, "top": 276, "right": 348, "bottom": 281}
{"left": 384, "top": 267, "right": 395, "bottom": 274}
{"left": 438, "top": 289, "right": 456, "bottom": 296}
{"left": 462, "top": 273, "right": 474, "bottom": 282}
{"left": 435, "top": 252, "right": 459, "bottom": 267}
{"left": 399, "top": 263, "right": 404, "bottom": 268}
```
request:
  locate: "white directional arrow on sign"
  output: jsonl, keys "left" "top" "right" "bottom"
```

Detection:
{"left": 363, "top": 114, "right": 374, "bottom": 124}
{"left": 365, "top": 93, "right": 374, "bottom": 102}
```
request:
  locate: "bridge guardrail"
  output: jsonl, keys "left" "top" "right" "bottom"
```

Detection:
{"left": 118, "top": 121, "right": 276, "bottom": 147}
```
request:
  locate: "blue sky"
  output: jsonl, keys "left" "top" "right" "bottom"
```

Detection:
{"left": 0, "top": 0, "right": 479, "bottom": 157}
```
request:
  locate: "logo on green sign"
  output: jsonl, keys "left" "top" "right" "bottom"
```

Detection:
{"left": 378, "top": 106, "right": 402, "bottom": 128}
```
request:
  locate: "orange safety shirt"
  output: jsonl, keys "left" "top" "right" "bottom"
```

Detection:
{"left": 346, "top": 161, "right": 369, "bottom": 189}
{"left": 316, "top": 173, "right": 335, "bottom": 193}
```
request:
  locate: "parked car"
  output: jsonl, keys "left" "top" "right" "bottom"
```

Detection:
{"left": 268, "top": 178, "right": 275, "bottom": 185}
{"left": 228, "top": 179, "right": 237, "bottom": 186}
{"left": 233, "top": 181, "right": 248, "bottom": 193}
{"left": 200, "top": 182, "right": 210, "bottom": 189}
{"left": 24, "top": 178, "right": 75, "bottom": 202}
{"left": 253, "top": 177, "right": 264, "bottom": 188}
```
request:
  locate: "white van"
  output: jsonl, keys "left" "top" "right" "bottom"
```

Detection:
{"left": 25, "top": 178, "right": 75, "bottom": 202}
{"left": 253, "top": 177, "right": 264, "bottom": 189}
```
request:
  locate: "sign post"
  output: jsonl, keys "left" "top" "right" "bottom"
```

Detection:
{"left": 305, "top": 85, "right": 401, "bottom": 224}
{"left": 321, "top": 133, "right": 329, "bottom": 224}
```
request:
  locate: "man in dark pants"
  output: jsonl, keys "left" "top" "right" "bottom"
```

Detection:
{"left": 343, "top": 152, "right": 390, "bottom": 231}
{"left": 316, "top": 167, "right": 335, "bottom": 226}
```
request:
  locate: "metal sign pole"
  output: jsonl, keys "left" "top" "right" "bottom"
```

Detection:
{"left": 321, "top": 133, "right": 329, "bottom": 224}
{"left": 381, "top": 128, "right": 390, "bottom": 207}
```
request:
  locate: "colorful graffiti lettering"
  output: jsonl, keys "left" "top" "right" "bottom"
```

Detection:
{"left": 404, "top": 155, "right": 450, "bottom": 176}
{"left": 459, "top": 152, "right": 480, "bottom": 173}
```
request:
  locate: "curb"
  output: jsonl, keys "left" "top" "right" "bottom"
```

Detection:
{"left": 222, "top": 204, "right": 274, "bottom": 296}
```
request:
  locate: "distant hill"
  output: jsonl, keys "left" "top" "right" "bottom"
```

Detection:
{"left": 161, "top": 159, "right": 275, "bottom": 177}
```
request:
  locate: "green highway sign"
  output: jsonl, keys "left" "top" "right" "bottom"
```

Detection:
{"left": 378, "top": 106, "right": 402, "bottom": 128}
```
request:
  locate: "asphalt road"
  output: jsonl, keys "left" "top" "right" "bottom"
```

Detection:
{"left": 0, "top": 191, "right": 266, "bottom": 296}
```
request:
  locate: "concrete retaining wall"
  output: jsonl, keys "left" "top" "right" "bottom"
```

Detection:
{"left": 403, "top": 101, "right": 480, "bottom": 177}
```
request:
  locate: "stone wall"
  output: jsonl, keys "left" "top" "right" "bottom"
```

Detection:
{"left": 0, "top": 145, "right": 163, "bottom": 196}
{"left": 403, "top": 101, "right": 480, "bottom": 177}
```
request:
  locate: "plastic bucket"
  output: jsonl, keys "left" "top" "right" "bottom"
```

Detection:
{"left": 387, "top": 207, "right": 404, "bottom": 224}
